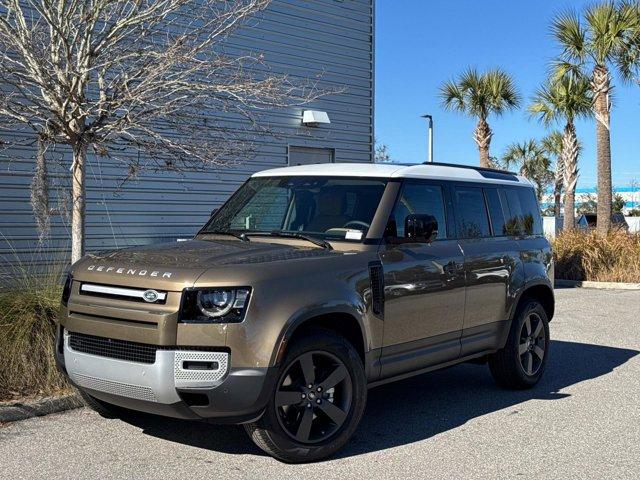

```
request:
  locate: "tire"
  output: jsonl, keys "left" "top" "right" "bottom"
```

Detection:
{"left": 244, "top": 328, "right": 367, "bottom": 463}
{"left": 489, "top": 298, "right": 550, "bottom": 389}
{"left": 78, "top": 389, "right": 129, "bottom": 419}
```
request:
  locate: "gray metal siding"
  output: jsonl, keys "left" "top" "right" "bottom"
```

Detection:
{"left": 0, "top": 0, "right": 373, "bottom": 274}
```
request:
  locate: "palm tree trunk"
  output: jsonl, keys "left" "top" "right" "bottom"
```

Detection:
{"left": 562, "top": 123, "right": 579, "bottom": 231}
{"left": 474, "top": 117, "right": 493, "bottom": 168}
{"left": 592, "top": 65, "right": 612, "bottom": 234}
{"left": 553, "top": 153, "right": 564, "bottom": 233}
{"left": 553, "top": 151, "right": 564, "bottom": 217}
{"left": 71, "top": 142, "right": 87, "bottom": 263}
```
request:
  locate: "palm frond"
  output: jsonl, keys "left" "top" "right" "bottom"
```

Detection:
{"left": 614, "top": 0, "right": 640, "bottom": 81}
{"left": 439, "top": 79, "right": 467, "bottom": 113}
{"left": 529, "top": 68, "right": 592, "bottom": 126}
{"left": 529, "top": 84, "right": 560, "bottom": 126}
{"left": 552, "top": 9, "right": 587, "bottom": 61}
{"left": 500, "top": 139, "right": 553, "bottom": 200}
{"left": 438, "top": 68, "right": 520, "bottom": 121}
{"left": 541, "top": 131, "right": 564, "bottom": 158}
{"left": 501, "top": 142, "right": 528, "bottom": 170}
{"left": 459, "top": 68, "right": 489, "bottom": 118}
{"left": 549, "top": 58, "right": 586, "bottom": 82}
{"left": 586, "top": 1, "right": 621, "bottom": 64}
{"left": 485, "top": 68, "right": 521, "bottom": 115}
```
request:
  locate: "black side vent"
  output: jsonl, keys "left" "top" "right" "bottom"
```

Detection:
{"left": 368, "top": 261, "right": 385, "bottom": 316}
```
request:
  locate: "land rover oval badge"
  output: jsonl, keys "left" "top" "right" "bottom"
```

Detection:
{"left": 143, "top": 290, "right": 159, "bottom": 303}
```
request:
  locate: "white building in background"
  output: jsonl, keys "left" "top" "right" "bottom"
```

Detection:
{"left": 540, "top": 185, "right": 640, "bottom": 214}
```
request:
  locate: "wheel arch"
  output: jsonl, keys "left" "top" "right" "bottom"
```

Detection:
{"left": 272, "top": 308, "right": 368, "bottom": 372}
{"left": 513, "top": 281, "right": 555, "bottom": 322}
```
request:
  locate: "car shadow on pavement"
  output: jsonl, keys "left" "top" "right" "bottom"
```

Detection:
{"left": 121, "top": 340, "right": 638, "bottom": 459}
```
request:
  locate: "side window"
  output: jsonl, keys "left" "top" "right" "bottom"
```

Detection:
{"left": 500, "top": 188, "right": 523, "bottom": 236}
{"left": 517, "top": 188, "right": 543, "bottom": 235}
{"left": 500, "top": 187, "right": 543, "bottom": 236}
{"left": 484, "top": 188, "right": 507, "bottom": 236}
{"left": 388, "top": 183, "right": 447, "bottom": 240}
{"left": 454, "top": 187, "right": 490, "bottom": 238}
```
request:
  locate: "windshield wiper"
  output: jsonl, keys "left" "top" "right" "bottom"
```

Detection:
{"left": 249, "top": 231, "right": 333, "bottom": 250}
{"left": 270, "top": 231, "right": 334, "bottom": 250}
{"left": 205, "top": 230, "right": 250, "bottom": 242}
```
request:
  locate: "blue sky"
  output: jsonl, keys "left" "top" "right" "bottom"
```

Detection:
{"left": 375, "top": 0, "right": 640, "bottom": 189}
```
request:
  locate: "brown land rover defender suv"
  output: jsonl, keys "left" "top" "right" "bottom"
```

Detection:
{"left": 55, "top": 162, "right": 554, "bottom": 463}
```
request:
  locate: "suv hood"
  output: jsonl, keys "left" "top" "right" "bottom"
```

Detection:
{"left": 72, "top": 239, "right": 338, "bottom": 290}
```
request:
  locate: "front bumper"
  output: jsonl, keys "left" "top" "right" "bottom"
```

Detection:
{"left": 56, "top": 328, "right": 276, "bottom": 423}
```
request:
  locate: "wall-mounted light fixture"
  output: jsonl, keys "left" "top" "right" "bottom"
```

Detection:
{"left": 302, "top": 110, "right": 330, "bottom": 127}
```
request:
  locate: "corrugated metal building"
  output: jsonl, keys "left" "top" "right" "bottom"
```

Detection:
{"left": 0, "top": 0, "right": 374, "bottom": 274}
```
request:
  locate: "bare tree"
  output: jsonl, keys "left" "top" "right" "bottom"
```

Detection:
{"left": 374, "top": 142, "right": 392, "bottom": 163}
{"left": 29, "top": 136, "right": 51, "bottom": 242}
{"left": 0, "top": 0, "right": 326, "bottom": 262}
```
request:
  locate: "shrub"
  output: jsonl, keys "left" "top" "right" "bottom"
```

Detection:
{"left": 0, "top": 243, "right": 72, "bottom": 401}
{"left": 553, "top": 230, "right": 640, "bottom": 282}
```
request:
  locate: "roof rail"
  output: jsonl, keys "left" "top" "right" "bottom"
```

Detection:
{"left": 421, "top": 161, "right": 517, "bottom": 176}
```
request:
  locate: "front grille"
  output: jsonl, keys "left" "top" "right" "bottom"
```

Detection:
{"left": 69, "top": 332, "right": 158, "bottom": 364}
{"left": 73, "top": 374, "right": 158, "bottom": 402}
{"left": 79, "top": 282, "right": 167, "bottom": 304}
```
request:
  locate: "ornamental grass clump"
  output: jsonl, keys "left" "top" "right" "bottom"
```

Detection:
{"left": 553, "top": 230, "right": 640, "bottom": 283}
{"left": 0, "top": 252, "right": 71, "bottom": 401}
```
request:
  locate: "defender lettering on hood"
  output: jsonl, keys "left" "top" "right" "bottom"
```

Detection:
{"left": 87, "top": 265, "right": 173, "bottom": 278}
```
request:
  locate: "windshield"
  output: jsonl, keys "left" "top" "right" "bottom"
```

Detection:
{"left": 202, "top": 176, "right": 388, "bottom": 241}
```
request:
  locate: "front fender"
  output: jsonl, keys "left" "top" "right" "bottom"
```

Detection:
{"left": 270, "top": 302, "right": 368, "bottom": 366}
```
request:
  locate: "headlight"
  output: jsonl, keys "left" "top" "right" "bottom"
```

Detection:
{"left": 61, "top": 274, "right": 72, "bottom": 306}
{"left": 179, "top": 288, "right": 251, "bottom": 323}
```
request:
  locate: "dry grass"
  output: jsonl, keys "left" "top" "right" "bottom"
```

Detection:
{"left": 0, "top": 277, "right": 72, "bottom": 402}
{"left": 0, "top": 237, "right": 72, "bottom": 402}
{"left": 553, "top": 230, "right": 640, "bottom": 283}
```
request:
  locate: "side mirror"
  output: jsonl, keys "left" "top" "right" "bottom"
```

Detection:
{"left": 405, "top": 214, "right": 438, "bottom": 243}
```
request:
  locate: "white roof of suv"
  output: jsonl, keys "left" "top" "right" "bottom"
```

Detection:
{"left": 253, "top": 162, "right": 533, "bottom": 186}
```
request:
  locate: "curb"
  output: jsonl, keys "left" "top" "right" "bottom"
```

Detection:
{"left": 0, "top": 393, "right": 83, "bottom": 423}
{"left": 555, "top": 279, "right": 640, "bottom": 290}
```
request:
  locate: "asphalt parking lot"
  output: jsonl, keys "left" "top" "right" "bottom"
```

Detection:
{"left": 1, "top": 287, "right": 639, "bottom": 480}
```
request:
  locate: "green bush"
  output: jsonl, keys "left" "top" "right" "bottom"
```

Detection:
{"left": 553, "top": 230, "right": 640, "bottom": 283}
{"left": 0, "top": 252, "right": 72, "bottom": 401}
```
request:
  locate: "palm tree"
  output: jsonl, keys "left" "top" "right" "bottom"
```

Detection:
{"left": 552, "top": 1, "right": 640, "bottom": 233}
{"left": 439, "top": 68, "right": 520, "bottom": 168}
{"left": 540, "top": 131, "right": 565, "bottom": 219}
{"left": 501, "top": 140, "right": 553, "bottom": 202}
{"left": 529, "top": 72, "right": 592, "bottom": 230}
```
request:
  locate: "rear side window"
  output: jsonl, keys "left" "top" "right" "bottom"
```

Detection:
{"left": 454, "top": 187, "right": 490, "bottom": 238}
{"left": 484, "top": 188, "right": 507, "bottom": 236}
{"left": 500, "top": 187, "right": 543, "bottom": 236}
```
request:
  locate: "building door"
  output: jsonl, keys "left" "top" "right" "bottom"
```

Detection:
{"left": 288, "top": 146, "right": 334, "bottom": 166}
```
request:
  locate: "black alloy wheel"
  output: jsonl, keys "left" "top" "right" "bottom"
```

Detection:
{"left": 275, "top": 351, "right": 353, "bottom": 444}
{"left": 244, "top": 328, "right": 367, "bottom": 463}
{"left": 518, "top": 311, "right": 546, "bottom": 376}
{"left": 489, "top": 298, "right": 550, "bottom": 389}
